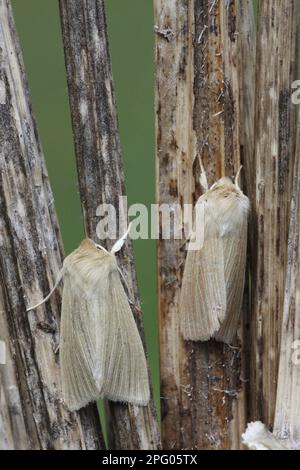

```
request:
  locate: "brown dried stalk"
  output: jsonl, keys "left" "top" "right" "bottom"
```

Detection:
{"left": 59, "top": 0, "right": 160, "bottom": 450}
{"left": 0, "top": 0, "right": 104, "bottom": 449}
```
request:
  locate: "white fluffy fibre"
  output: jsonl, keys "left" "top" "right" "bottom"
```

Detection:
{"left": 242, "top": 422, "right": 290, "bottom": 450}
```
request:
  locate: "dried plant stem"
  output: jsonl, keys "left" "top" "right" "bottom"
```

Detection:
{"left": 0, "top": 0, "right": 104, "bottom": 449}
{"left": 249, "top": 0, "right": 299, "bottom": 428}
{"left": 155, "top": 0, "right": 255, "bottom": 449}
{"left": 273, "top": 113, "right": 300, "bottom": 449}
{"left": 59, "top": 0, "right": 160, "bottom": 450}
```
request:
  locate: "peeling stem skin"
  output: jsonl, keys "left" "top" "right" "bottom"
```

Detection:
{"left": 155, "top": 0, "right": 254, "bottom": 449}
{"left": 0, "top": 282, "right": 30, "bottom": 450}
{"left": 249, "top": 0, "right": 299, "bottom": 428}
{"left": 0, "top": 0, "right": 104, "bottom": 449}
{"left": 273, "top": 112, "right": 300, "bottom": 448}
{"left": 59, "top": 0, "right": 161, "bottom": 450}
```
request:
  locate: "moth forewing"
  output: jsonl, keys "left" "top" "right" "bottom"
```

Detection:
{"left": 60, "top": 239, "right": 150, "bottom": 410}
{"left": 214, "top": 214, "right": 248, "bottom": 343}
{"left": 60, "top": 241, "right": 109, "bottom": 411}
{"left": 180, "top": 176, "right": 249, "bottom": 344}
{"left": 60, "top": 271, "right": 101, "bottom": 411}
{"left": 180, "top": 232, "right": 227, "bottom": 341}
{"left": 100, "top": 263, "right": 150, "bottom": 405}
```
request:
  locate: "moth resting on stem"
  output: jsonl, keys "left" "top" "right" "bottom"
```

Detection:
{"left": 180, "top": 159, "right": 249, "bottom": 344}
{"left": 27, "top": 223, "right": 150, "bottom": 411}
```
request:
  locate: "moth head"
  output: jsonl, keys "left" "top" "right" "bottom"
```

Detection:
{"left": 209, "top": 165, "right": 245, "bottom": 196}
{"left": 210, "top": 176, "right": 235, "bottom": 191}
{"left": 203, "top": 174, "right": 249, "bottom": 236}
{"left": 77, "top": 238, "right": 110, "bottom": 258}
{"left": 209, "top": 174, "right": 248, "bottom": 203}
{"left": 64, "top": 238, "right": 112, "bottom": 270}
{"left": 79, "top": 238, "right": 98, "bottom": 251}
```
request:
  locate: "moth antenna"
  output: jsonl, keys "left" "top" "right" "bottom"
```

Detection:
{"left": 116, "top": 264, "right": 136, "bottom": 306}
{"left": 95, "top": 243, "right": 110, "bottom": 254}
{"left": 198, "top": 154, "right": 209, "bottom": 192}
{"left": 234, "top": 165, "right": 243, "bottom": 190}
{"left": 111, "top": 222, "right": 132, "bottom": 254}
{"left": 116, "top": 261, "right": 142, "bottom": 312}
{"left": 26, "top": 269, "right": 63, "bottom": 312}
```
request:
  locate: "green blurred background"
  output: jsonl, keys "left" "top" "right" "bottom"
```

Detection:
{"left": 11, "top": 0, "right": 159, "bottom": 429}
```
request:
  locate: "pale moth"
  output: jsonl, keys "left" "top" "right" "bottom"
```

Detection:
{"left": 180, "top": 163, "right": 249, "bottom": 344}
{"left": 27, "top": 224, "right": 150, "bottom": 411}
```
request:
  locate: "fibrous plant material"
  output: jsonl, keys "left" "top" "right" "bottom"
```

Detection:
{"left": 273, "top": 113, "right": 300, "bottom": 450}
{"left": 249, "top": 0, "right": 299, "bottom": 428}
{"left": 155, "top": 0, "right": 255, "bottom": 449}
{"left": 242, "top": 422, "right": 290, "bottom": 450}
{"left": 0, "top": 0, "right": 104, "bottom": 449}
{"left": 59, "top": 0, "right": 160, "bottom": 449}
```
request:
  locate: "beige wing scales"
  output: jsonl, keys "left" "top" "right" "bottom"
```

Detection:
{"left": 180, "top": 176, "right": 249, "bottom": 344}
{"left": 180, "top": 236, "right": 227, "bottom": 341}
{"left": 214, "top": 219, "right": 248, "bottom": 343}
{"left": 99, "top": 267, "right": 150, "bottom": 405}
{"left": 60, "top": 272, "right": 101, "bottom": 411}
{"left": 60, "top": 249, "right": 149, "bottom": 410}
